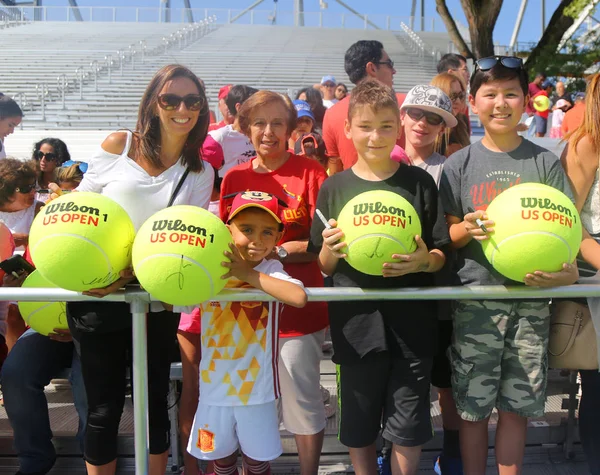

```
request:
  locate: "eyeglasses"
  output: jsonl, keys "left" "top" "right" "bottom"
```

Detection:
{"left": 375, "top": 59, "right": 395, "bottom": 69}
{"left": 157, "top": 93, "right": 205, "bottom": 111}
{"left": 474, "top": 56, "right": 523, "bottom": 73}
{"left": 449, "top": 92, "right": 466, "bottom": 102}
{"left": 405, "top": 108, "right": 444, "bottom": 126}
{"left": 15, "top": 183, "right": 36, "bottom": 194}
{"left": 34, "top": 151, "right": 58, "bottom": 161}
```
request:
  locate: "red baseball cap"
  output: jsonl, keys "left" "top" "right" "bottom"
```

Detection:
{"left": 227, "top": 191, "right": 283, "bottom": 225}
{"left": 218, "top": 85, "right": 232, "bottom": 101}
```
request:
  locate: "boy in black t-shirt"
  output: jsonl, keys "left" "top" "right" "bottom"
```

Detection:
{"left": 309, "top": 79, "right": 450, "bottom": 474}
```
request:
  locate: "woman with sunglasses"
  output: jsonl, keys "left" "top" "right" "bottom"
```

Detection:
{"left": 0, "top": 94, "right": 23, "bottom": 160}
{"left": 560, "top": 73, "right": 600, "bottom": 475}
{"left": 0, "top": 158, "right": 42, "bottom": 348}
{"left": 430, "top": 73, "right": 471, "bottom": 158}
{"left": 31, "top": 137, "right": 70, "bottom": 202}
{"left": 59, "top": 64, "right": 213, "bottom": 475}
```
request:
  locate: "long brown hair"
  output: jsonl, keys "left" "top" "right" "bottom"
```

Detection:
{"left": 566, "top": 74, "right": 600, "bottom": 154}
{"left": 430, "top": 73, "right": 470, "bottom": 156}
{"left": 135, "top": 64, "right": 209, "bottom": 172}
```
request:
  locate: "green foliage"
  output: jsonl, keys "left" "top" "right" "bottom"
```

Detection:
{"left": 564, "top": 0, "right": 593, "bottom": 18}
{"left": 523, "top": 35, "right": 600, "bottom": 91}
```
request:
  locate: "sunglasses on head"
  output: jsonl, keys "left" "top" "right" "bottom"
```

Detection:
{"left": 474, "top": 56, "right": 523, "bottom": 73}
{"left": 16, "top": 183, "right": 36, "bottom": 194}
{"left": 405, "top": 108, "right": 444, "bottom": 126}
{"left": 34, "top": 150, "right": 58, "bottom": 161}
{"left": 157, "top": 93, "right": 204, "bottom": 111}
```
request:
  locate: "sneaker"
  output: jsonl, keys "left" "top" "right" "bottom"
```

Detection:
{"left": 322, "top": 340, "right": 333, "bottom": 353}
{"left": 434, "top": 454, "right": 463, "bottom": 475}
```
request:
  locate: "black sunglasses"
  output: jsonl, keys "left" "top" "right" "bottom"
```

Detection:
{"left": 375, "top": 59, "right": 394, "bottom": 69}
{"left": 16, "top": 183, "right": 36, "bottom": 194}
{"left": 158, "top": 93, "right": 204, "bottom": 111}
{"left": 34, "top": 151, "right": 58, "bottom": 161}
{"left": 474, "top": 56, "right": 523, "bottom": 73}
{"left": 449, "top": 92, "right": 466, "bottom": 102}
{"left": 405, "top": 108, "right": 444, "bottom": 126}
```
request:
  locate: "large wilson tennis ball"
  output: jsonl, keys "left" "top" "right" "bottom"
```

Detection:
{"left": 482, "top": 183, "right": 582, "bottom": 282}
{"left": 29, "top": 193, "right": 135, "bottom": 291}
{"left": 18, "top": 271, "right": 69, "bottom": 336}
{"left": 132, "top": 206, "right": 232, "bottom": 306}
{"left": 533, "top": 95, "right": 550, "bottom": 112}
{"left": 336, "top": 190, "right": 422, "bottom": 276}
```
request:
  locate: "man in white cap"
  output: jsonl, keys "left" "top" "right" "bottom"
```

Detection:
{"left": 320, "top": 75, "right": 338, "bottom": 109}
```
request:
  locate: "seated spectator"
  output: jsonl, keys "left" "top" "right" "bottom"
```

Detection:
{"left": 430, "top": 73, "right": 471, "bottom": 157}
{"left": 289, "top": 100, "right": 316, "bottom": 149}
{"left": 32, "top": 138, "right": 70, "bottom": 203}
{"left": 320, "top": 75, "right": 339, "bottom": 109}
{"left": 0, "top": 94, "right": 23, "bottom": 160}
{"left": 1, "top": 248, "right": 87, "bottom": 475}
{"left": 549, "top": 99, "right": 570, "bottom": 139}
{"left": 0, "top": 158, "right": 44, "bottom": 349}
{"left": 296, "top": 87, "right": 326, "bottom": 130}
{"left": 55, "top": 161, "right": 87, "bottom": 191}
{"left": 208, "top": 84, "right": 233, "bottom": 131}
{"left": 202, "top": 84, "right": 258, "bottom": 214}
{"left": 562, "top": 92, "right": 585, "bottom": 136}
{"left": 294, "top": 131, "right": 327, "bottom": 169}
{"left": 335, "top": 83, "right": 348, "bottom": 101}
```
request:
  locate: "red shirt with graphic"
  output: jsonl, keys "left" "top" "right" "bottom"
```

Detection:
{"left": 220, "top": 154, "right": 329, "bottom": 337}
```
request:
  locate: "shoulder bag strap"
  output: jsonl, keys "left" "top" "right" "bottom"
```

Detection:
{"left": 168, "top": 167, "right": 190, "bottom": 207}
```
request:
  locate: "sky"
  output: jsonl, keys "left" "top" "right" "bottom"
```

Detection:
{"left": 27, "top": 0, "right": 576, "bottom": 47}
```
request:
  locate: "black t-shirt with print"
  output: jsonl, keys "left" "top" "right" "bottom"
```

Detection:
{"left": 309, "top": 165, "right": 451, "bottom": 364}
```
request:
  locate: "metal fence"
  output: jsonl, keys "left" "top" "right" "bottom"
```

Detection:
{"left": 0, "top": 6, "right": 448, "bottom": 31}
{"left": 3, "top": 283, "right": 600, "bottom": 475}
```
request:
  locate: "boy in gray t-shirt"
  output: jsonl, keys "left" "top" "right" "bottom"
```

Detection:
{"left": 439, "top": 57, "right": 579, "bottom": 475}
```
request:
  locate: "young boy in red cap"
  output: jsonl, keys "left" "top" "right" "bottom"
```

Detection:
{"left": 173, "top": 191, "right": 307, "bottom": 475}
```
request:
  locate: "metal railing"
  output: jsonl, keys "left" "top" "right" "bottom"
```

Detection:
{"left": 399, "top": 22, "right": 441, "bottom": 65}
{"left": 9, "top": 17, "right": 216, "bottom": 126}
{"left": 1, "top": 283, "right": 600, "bottom": 474}
{"left": 0, "top": 6, "right": 446, "bottom": 31}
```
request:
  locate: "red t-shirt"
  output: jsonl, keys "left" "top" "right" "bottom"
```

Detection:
{"left": 533, "top": 90, "right": 550, "bottom": 119}
{"left": 561, "top": 102, "right": 585, "bottom": 136}
{"left": 527, "top": 83, "right": 543, "bottom": 115}
{"left": 322, "top": 92, "right": 407, "bottom": 171}
{"left": 220, "top": 154, "right": 329, "bottom": 337}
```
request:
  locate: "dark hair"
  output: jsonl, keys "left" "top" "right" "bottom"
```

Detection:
{"left": 470, "top": 62, "right": 529, "bottom": 98}
{"left": 344, "top": 40, "right": 384, "bottom": 84}
{"left": 32, "top": 138, "right": 70, "bottom": 165}
{"left": 348, "top": 78, "right": 398, "bottom": 122}
{"left": 0, "top": 158, "right": 37, "bottom": 206}
{"left": 295, "top": 88, "right": 326, "bottom": 128}
{"left": 225, "top": 85, "right": 259, "bottom": 117}
{"left": 237, "top": 91, "right": 297, "bottom": 138}
{"left": 0, "top": 94, "right": 23, "bottom": 120}
{"left": 136, "top": 64, "right": 209, "bottom": 173}
{"left": 436, "top": 53, "right": 467, "bottom": 74}
{"left": 336, "top": 83, "right": 348, "bottom": 92}
{"left": 535, "top": 72, "right": 547, "bottom": 80}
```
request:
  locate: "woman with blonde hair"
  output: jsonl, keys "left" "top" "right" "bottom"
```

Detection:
{"left": 430, "top": 72, "right": 471, "bottom": 157}
{"left": 560, "top": 73, "right": 600, "bottom": 475}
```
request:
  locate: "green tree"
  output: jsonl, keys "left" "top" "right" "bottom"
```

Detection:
{"left": 434, "top": 0, "right": 598, "bottom": 75}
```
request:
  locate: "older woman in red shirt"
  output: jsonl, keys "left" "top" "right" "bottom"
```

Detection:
{"left": 220, "top": 91, "right": 328, "bottom": 475}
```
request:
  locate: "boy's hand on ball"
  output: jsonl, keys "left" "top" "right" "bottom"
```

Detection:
{"left": 464, "top": 210, "right": 494, "bottom": 240}
{"left": 222, "top": 242, "right": 254, "bottom": 281}
{"left": 2, "top": 270, "right": 28, "bottom": 288}
{"left": 383, "top": 235, "right": 430, "bottom": 277}
{"left": 322, "top": 219, "right": 347, "bottom": 259}
{"left": 524, "top": 263, "right": 579, "bottom": 287}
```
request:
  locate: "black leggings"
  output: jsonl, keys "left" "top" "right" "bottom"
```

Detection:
{"left": 69, "top": 306, "right": 180, "bottom": 466}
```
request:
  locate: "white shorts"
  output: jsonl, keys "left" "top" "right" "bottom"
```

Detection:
{"left": 278, "top": 330, "right": 327, "bottom": 435}
{"left": 187, "top": 401, "right": 282, "bottom": 461}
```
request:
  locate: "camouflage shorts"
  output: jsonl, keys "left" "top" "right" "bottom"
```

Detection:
{"left": 450, "top": 300, "right": 550, "bottom": 421}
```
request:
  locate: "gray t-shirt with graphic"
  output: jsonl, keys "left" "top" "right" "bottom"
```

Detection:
{"left": 439, "top": 138, "right": 573, "bottom": 286}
